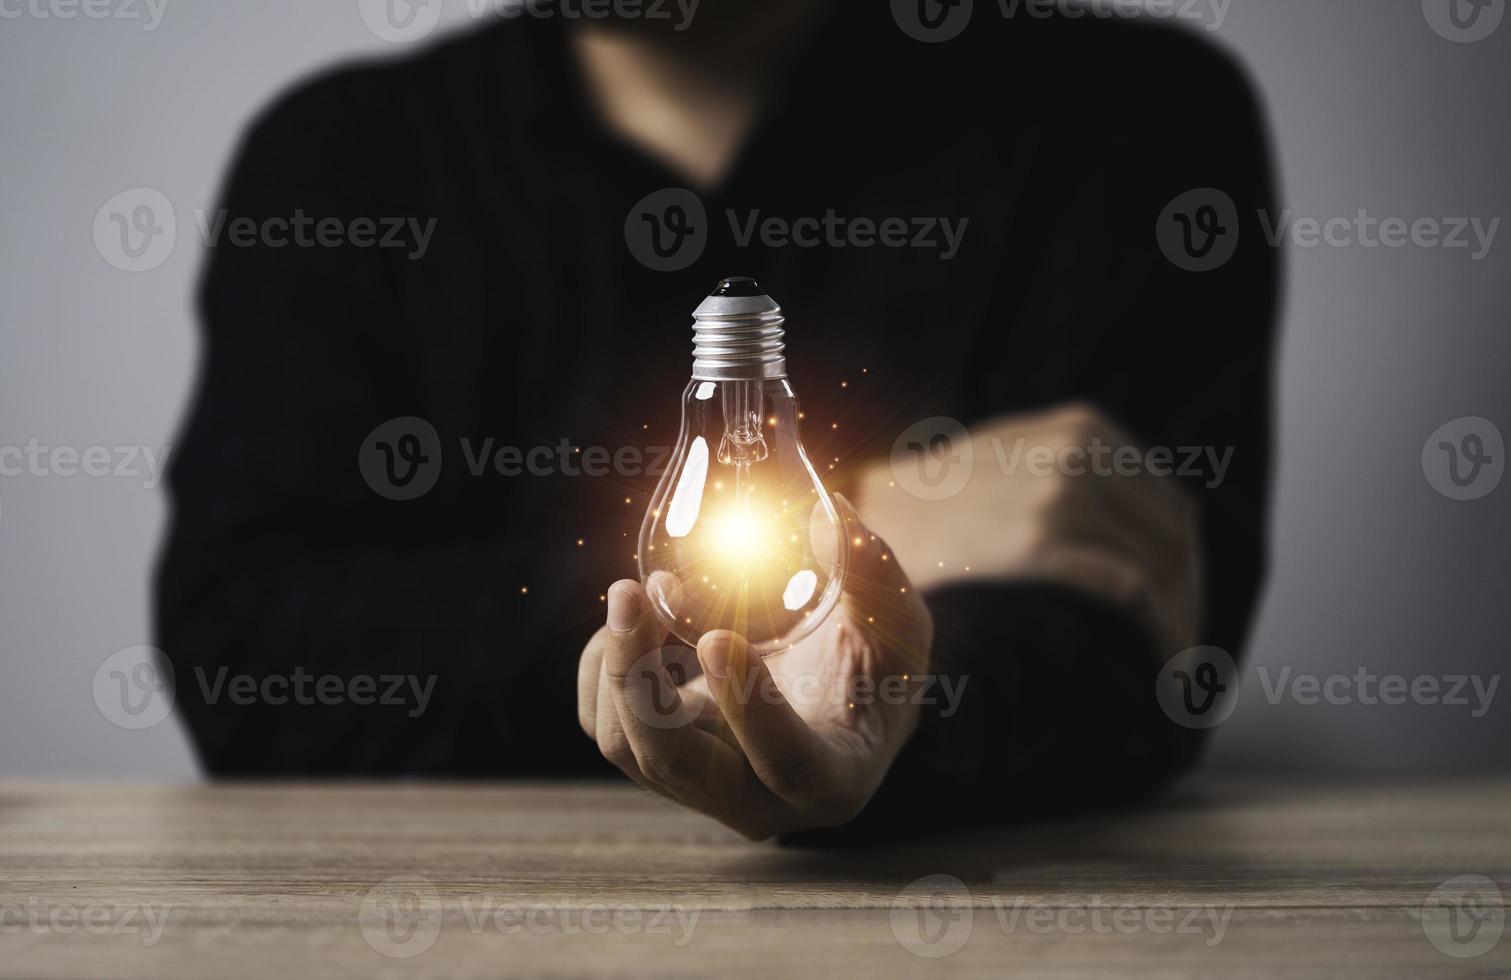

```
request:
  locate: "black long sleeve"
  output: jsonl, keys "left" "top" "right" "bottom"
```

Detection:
{"left": 156, "top": 6, "right": 1276, "bottom": 826}
{"left": 785, "top": 23, "right": 1278, "bottom": 840}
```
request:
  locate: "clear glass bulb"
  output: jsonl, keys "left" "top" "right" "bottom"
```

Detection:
{"left": 639, "top": 279, "right": 847, "bottom": 656}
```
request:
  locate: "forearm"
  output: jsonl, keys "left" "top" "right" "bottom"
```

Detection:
{"left": 781, "top": 582, "right": 1201, "bottom": 845}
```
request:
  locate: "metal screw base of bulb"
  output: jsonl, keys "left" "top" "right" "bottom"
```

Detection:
{"left": 690, "top": 278, "right": 788, "bottom": 382}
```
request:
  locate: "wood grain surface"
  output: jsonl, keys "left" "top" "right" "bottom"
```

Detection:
{"left": 1, "top": 777, "right": 1507, "bottom": 978}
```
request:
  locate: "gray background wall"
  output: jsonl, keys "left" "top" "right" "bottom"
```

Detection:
{"left": 1, "top": 0, "right": 1507, "bottom": 777}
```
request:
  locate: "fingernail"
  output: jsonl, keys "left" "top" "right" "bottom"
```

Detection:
{"left": 607, "top": 584, "right": 639, "bottom": 632}
{"left": 698, "top": 635, "right": 730, "bottom": 681}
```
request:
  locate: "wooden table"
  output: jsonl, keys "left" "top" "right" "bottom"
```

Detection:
{"left": 1, "top": 777, "right": 1507, "bottom": 978}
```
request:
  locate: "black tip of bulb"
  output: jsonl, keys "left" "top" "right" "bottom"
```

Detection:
{"left": 711, "top": 276, "right": 764, "bottom": 297}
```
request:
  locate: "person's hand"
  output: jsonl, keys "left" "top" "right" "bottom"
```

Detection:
{"left": 852, "top": 402, "right": 1202, "bottom": 660}
{"left": 576, "top": 501, "right": 932, "bottom": 840}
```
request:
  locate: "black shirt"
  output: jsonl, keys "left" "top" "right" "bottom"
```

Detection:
{"left": 156, "top": 2, "right": 1278, "bottom": 837}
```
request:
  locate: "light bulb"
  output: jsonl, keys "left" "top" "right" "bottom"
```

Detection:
{"left": 639, "top": 278, "right": 848, "bottom": 656}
